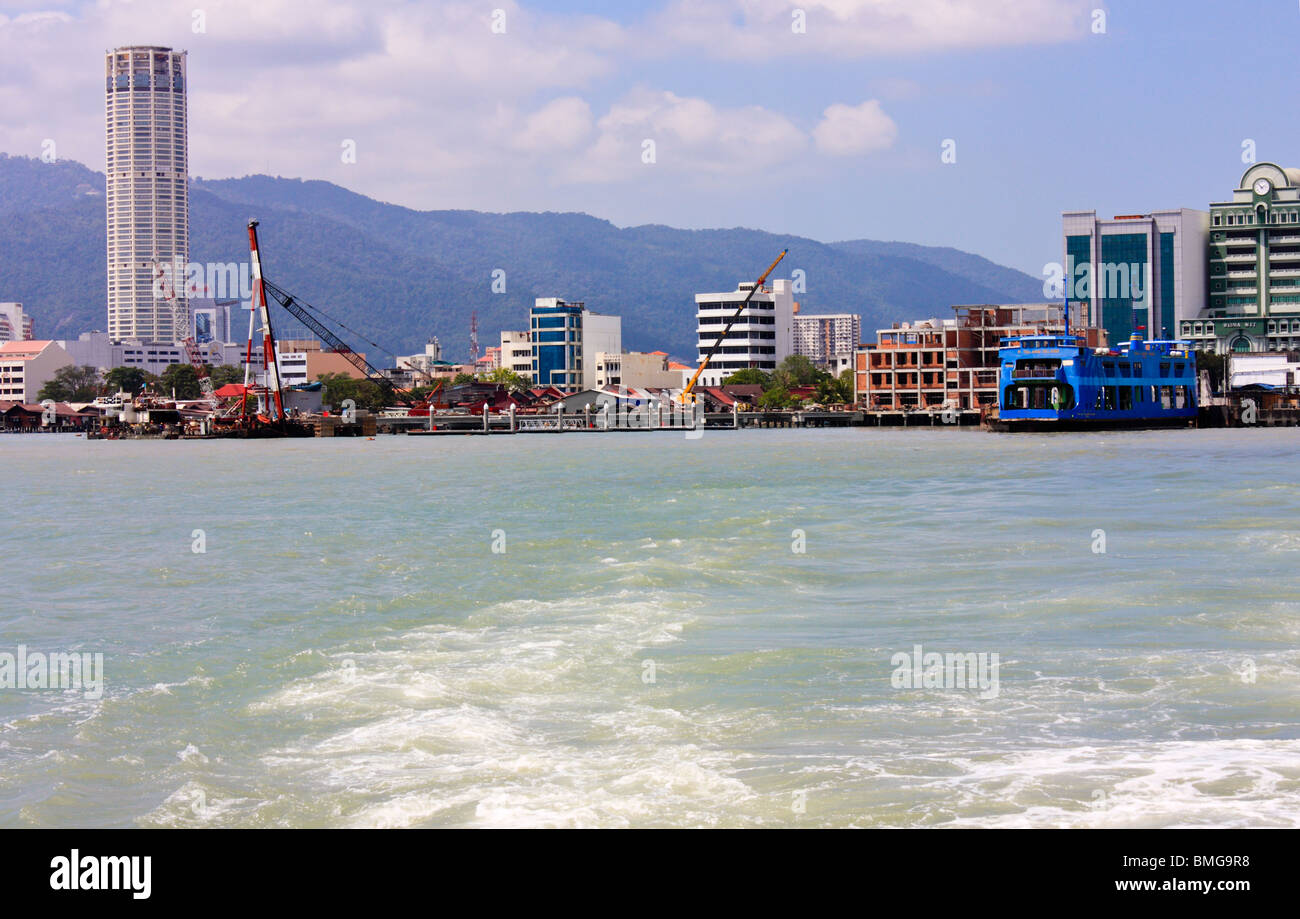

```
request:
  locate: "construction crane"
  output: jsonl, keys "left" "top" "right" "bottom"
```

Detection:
{"left": 245, "top": 220, "right": 438, "bottom": 415}
{"left": 152, "top": 258, "right": 217, "bottom": 404}
{"left": 679, "top": 248, "right": 788, "bottom": 404}
{"left": 397, "top": 358, "right": 447, "bottom": 412}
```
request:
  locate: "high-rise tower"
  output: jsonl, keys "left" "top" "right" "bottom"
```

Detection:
{"left": 105, "top": 46, "right": 188, "bottom": 343}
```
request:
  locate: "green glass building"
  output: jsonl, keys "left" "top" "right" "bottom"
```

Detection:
{"left": 1184, "top": 163, "right": 1300, "bottom": 353}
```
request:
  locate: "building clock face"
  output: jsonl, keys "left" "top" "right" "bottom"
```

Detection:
{"left": 1254, "top": 178, "right": 1272, "bottom": 195}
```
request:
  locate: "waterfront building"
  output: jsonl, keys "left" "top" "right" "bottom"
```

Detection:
{"left": 1228, "top": 351, "right": 1300, "bottom": 390}
{"left": 668, "top": 360, "right": 696, "bottom": 388}
{"left": 0, "top": 303, "right": 33, "bottom": 342}
{"left": 57, "top": 330, "right": 247, "bottom": 377}
{"left": 277, "top": 340, "right": 369, "bottom": 382}
{"left": 0, "top": 340, "right": 75, "bottom": 402}
{"left": 1180, "top": 163, "right": 1300, "bottom": 354}
{"left": 188, "top": 298, "right": 233, "bottom": 346}
{"left": 105, "top": 46, "right": 189, "bottom": 343}
{"left": 594, "top": 350, "right": 682, "bottom": 390}
{"left": 854, "top": 304, "right": 1105, "bottom": 411}
{"left": 694, "top": 278, "right": 795, "bottom": 387}
{"left": 500, "top": 331, "right": 532, "bottom": 380}
{"left": 1062, "top": 209, "right": 1208, "bottom": 345}
{"left": 528, "top": 298, "right": 621, "bottom": 391}
{"left": 396, "top": 337, "right": 444, "bottom": 375}
{"left": 478, "top": 346, "right": 501, "bottom": 372}
{"left": 792, "top": 312, "right": 861, "bottom": 369}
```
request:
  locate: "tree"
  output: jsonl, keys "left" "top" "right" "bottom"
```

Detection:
{"left": 757, "top": 385, "right": 794, "bottom": 410}
{"left": 207, "top": 364, "right": 244, "bottom": 388}
{"left": 772, "top": 354, "right": 827, "bottom": 390}
{"left": 104, "top": 366, "right": 152, "bottom": 395}
{"left": 160, "top": 363, "right": 201, "bottom": 400}
{"left": 37, "top": 365, "right": 101, "bottom": 403}
{"left": 318, "top": 372, "right": 389, "bottom": 412}
{"left": 722, "top": 368, "right": 771, "bottom": 387}
{"left": 480, "top": 367, "right": 530, "bottom": 391}
{"left": 451, "top": 372, "right": 477, "bottom": 386}
{"left": 814, "top": 369, "right": 853, "bottom": 405}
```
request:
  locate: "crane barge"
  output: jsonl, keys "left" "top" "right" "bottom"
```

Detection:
{"left": 236, "top": 219, "right": 441, "bottom": 430}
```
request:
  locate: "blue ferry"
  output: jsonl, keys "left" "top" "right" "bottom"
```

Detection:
{"left": 993, "top": 331, "right": 1198, "bottom": 431}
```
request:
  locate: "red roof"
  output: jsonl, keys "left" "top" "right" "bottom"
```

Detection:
{"left": 213, "top": 383, "right": 248, "bottom": 398}
{"left": 701, "top": 387, "right": 737, "bottom": 406}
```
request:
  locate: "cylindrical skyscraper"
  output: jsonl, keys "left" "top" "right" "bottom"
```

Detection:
{"left": 105, "top": 46, "right": 188, "bottom": 343}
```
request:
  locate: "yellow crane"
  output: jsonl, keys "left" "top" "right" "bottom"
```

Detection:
{"left": 679, "top": 248, "right": 788, "bottom": 403}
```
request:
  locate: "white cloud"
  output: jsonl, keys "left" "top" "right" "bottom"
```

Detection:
{"left": 0, "top": 0, "right": 1090, "bottom": 214}
{"left": 813, "top": 100, "right": 897, "bottom": 156}
{"left": 565, "top": 88, "right": 808, "bottom": 184}
{"left": 512, "top": 97, "right": 593, "bottom": 153}
{"left": 650, "top": 0, "right": 1094, "bottom": 56}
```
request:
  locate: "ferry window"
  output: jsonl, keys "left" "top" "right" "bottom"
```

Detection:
{"left": 1119, "top": 387, "right": 1133, "bottom": 410}
{"left": 1160, "top": 386, "right": 1173, "bottom": 409}
{"left": 1175, "top": 387, "right": 1187, "bottom": 409}
{"left": 1103, "top": 387, "right": 1117, "bottom": 410}
{"left": 1103, "top": 362, "right": 1116, "bottom": 377}
{"left": 1150, "top": 385, "right": 1159, "bottom": 403}
{"left": 1159, "top": 362, "right": 1171, "bottom": 377}
{"left": 1119, "top": 363, "right": 1132, "bottom": 378}
{"left": 1133, "top": 363, "right": 1143, "bottom": 377}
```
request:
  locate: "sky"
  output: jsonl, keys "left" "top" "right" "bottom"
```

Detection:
{"left": 2, "top": 0, "right": 1299, "bottom": 277}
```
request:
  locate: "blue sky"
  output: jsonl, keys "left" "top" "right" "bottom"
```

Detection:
{"left": 3, "top": 1, "right": 1299, "bottom": 276}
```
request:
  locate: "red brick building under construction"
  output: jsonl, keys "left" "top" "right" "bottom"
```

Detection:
{"left": 854, "top": 304, "right": 1106, "bottom": 412}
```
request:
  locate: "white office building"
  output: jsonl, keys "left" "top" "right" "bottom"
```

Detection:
{"left": 105, "top": 46, "right": 189, "bottom": 343}
{"left": 694, "top": 278, "right": 795, "bottom": 387}
{"left": 500, "top": 330, "right": 533, "bottom": 380}
{"left": 0, "top": 303, "right": 34, "bottom": 342}
{"left": 0, "top": 340, "right": 74, "bottom": 402}
{"left": 57, "top": 330, "right": 246, "bottom": 377}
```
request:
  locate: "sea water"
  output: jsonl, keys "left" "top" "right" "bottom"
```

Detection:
{"left": 1, "top": 428, "right": 1297, "bottom": 827}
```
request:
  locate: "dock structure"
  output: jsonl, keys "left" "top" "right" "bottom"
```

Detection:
{"left": 395, "top": 405, "right": 868, "bottom": 435}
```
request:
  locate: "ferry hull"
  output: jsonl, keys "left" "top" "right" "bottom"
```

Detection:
{"left": 988, "top": 415, "right": 1196, "bottom": 433}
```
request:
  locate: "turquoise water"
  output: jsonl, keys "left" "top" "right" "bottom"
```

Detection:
{"left": 1, "top": 428, "right": 1298, "bottom": 827}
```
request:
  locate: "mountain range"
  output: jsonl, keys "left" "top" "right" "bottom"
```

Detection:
{"left": 0, "top": 153, "right": 1047, "bottom": 363}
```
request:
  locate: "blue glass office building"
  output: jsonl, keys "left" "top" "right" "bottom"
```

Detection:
{"left": 1061, "top": 209, "right": 1207, "bottom": 348}
{"left": 530, "top": 299, "right": 584, "bottom": 390}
